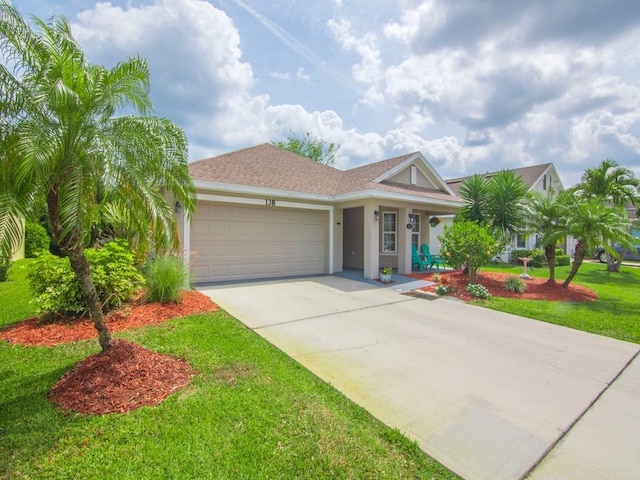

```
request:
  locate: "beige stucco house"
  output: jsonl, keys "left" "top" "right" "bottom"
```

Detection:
{"left": 178, "top": 143, "right": 463, "bottom": 283}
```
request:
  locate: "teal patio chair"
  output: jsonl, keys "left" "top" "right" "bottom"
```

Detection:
{"left": 421, "top": 244, "right": 446, "bottom": 271}
{"left": 411, "top": 244, "right": 430, "bottom": 272}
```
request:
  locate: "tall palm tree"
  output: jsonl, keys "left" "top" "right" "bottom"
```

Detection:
{"left": 572, "top": 159, "right": 640, "bottom": 272}
{"left": 525, "top": 190, "right": 565, "bottom": 282}
{"left": 561, "top": 193, "right": 632, "bottom": 287}
{"left": 0, "top": 3, "right": 196, "bottom": 351}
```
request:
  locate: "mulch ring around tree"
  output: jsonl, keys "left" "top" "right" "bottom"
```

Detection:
{"left": 48, "top": 339, "right": 196, "bottom": 415}
{"left": 0, "top": 290, "right": 218, "bottom": 347}
{"left": 407, "top": 270, "right": 598, "bottom": 302}
{"left": 1, "top": 290, "right": 218, "bottom": 415}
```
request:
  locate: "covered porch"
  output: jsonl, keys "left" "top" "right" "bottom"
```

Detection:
{"left": 339, "top": 198, "right": 459, "bottom": 280}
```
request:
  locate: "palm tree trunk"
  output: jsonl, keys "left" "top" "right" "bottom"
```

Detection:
{"left": 47, "top": 190, "right": 112, "bottom": 351}
{"left": 544, "top": 245, "right": 556, "bottom": 282}
{"left": 606, "top": 240, "right": 619, "bottom": 273}
{"left": 66, "top": 247, "right": 112, "bottom": 351}
{"left": 563, "top": 240, "right": 587, "bottom": 288}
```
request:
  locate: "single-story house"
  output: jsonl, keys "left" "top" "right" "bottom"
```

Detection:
{"left": 178, "top": 143, "right": 463, "bottom": 283}
{"left": 445, "top": 163, "right": 571, "bottom": 259}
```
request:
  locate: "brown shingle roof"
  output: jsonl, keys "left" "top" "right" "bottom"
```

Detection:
{"left": 190, "top": 144, "right": 462, "bottom": 203}
{"left": 446, "top": 163, "right": 552, "bottom": 195}
{"left": 189, "top": 143, "right": 343, "bottom": 195}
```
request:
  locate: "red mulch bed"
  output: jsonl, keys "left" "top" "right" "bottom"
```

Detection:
{"left": 1, "top": 290, "right": 217, "bottom": 415}
{"left": 0, "top": 290, "right": 217, "bottom": 347}
{"left": 407, "top": 270, "right": 598, "bottom": 302}
{"left": 48, "top": 339, "right": 196, "bottom": 415}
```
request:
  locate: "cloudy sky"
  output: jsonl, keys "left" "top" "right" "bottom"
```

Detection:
{"left": 21, "top": 0, "right": 640, "bottom": 186}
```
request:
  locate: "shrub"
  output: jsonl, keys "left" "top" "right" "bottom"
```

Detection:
{"left": 431, "top": 272, "right": 441, "bottom": 283}
{"left": 24, "top": 222, "right": 50, "bottom": 258}
{"left": 466, "top": 283, "right": 491, "bottom": 299}
{"left": 143, "top": 255, "right": 187, "bottom": 303}
{"left": 0, "top": 257, "right": 10, "bottom": 282}
{"left": 439, "top": 221, "right": 497, "bottom": 284}
{"left": 28, "top": 240, "right": 143, "bottom": 319}
{"left": 435, "top": 284, "right": 450, "bottom": 296}
{"left": 504, "top": 276, "right": 526, "bottom": 293}
{"left": 556, "top": 255, "right": 570, "bottom": 266}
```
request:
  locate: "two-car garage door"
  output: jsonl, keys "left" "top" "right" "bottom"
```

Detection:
{"left": 190, "top": 202, "right": 328, "bottom": 283}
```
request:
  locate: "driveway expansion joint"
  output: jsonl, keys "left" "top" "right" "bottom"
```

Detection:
{"left": 252, "top": 297, "right": 418, "bottom": 330}
{"left": 521, "top": 347, "right": 640, "bottom": 480}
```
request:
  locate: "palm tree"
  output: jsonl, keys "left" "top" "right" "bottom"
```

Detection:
{"left": 457, "top": 174, "right": 488, "bottom": 223}
{"left": 572, "top": 159, "right": 640, "bottom": 272}
{"left": 457, "top": 170, "right": 529, "bottom": 253}
{"left": 525, "top": 190, "right": 565, "bottom": 282}
{"left": 561, "top": 193, "right": 632, "bottom": 288}
{"left": 0, "top": 3, "right": 196, "bottom": 351}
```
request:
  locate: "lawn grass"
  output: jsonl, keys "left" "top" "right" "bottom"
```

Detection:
{"left": 0, "top": 263, "right": 458, "bottom": 479}
{"left": 0, "top": 258, "right": 37, "bottom": 328}
{"left": 481, "top": 261, "right": 640, "bottom": 344}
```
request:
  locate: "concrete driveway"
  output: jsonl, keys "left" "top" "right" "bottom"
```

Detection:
{"left": 198, "top": 276, "right": 640, "bottom": 480}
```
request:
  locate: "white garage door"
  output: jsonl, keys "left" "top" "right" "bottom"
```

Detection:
{"left": 191, "top": 203, "right": 328, "bottom": 283}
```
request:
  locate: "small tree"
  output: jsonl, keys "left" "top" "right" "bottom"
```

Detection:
{"left": 571, "top": 159, "right": 640, "bottom": 272}
{"left": 439, "top": 220, "right": 497, "bottom": 284}
{"left": 272, "top": 131, "right": 339, "bottom": 166}
{"left": 561, "top": 193, "right": 632, "bottom": 288}
{"left": 525, "top": 190, "right": 565, "bottom": 282}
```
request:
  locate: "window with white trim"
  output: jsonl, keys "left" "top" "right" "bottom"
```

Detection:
{"left": 409, "top": 213, "right": 420, "bottom": 250}
{"left": 410, "top": 165, "right": 417, "bottom": 185}
{"left": 382, "top": 212, "right": 397, "bottom": 252}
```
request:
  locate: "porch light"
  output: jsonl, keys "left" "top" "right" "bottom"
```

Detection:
{"left": 175, "top": 201, "right": 182, "bottom": 214}
{"left": 374, "top": 210, "right": 380, "bottom": 221}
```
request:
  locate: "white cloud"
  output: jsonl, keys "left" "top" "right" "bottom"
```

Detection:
{"left": 296, "top": 67, "right": 311, "bottom": 81}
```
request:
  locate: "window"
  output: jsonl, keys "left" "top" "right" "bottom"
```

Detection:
{"left": 410, "top": 165, "right": 417, "bottom": 185}
{"left": 409, "top": 213, "right": 420, "bottom": 250}
{"left": 516, "top": 233, "right": 527, "bottom": 248}
{"left": 382, "top": 212, "right": 397, "bottom": 252}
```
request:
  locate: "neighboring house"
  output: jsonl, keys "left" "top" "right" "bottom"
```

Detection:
{"left": 445, "top": 163, "right": 569, "bottom": 260}
{"left": 178, "top": 143, "right": 463, "bottom": 283}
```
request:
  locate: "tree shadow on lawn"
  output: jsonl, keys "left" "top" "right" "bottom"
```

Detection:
{"left": 578, "top": 268, "right": 640, "bottom": 287}
{"left": 0, "top": 364, "right": 88, "bottom": 462}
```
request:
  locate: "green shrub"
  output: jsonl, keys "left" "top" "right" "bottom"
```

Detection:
{"left": 28, "top": 240, "right": 143, "bottom": 319}
{"left": 435, "top": 284, "right": 450, "bottom": 296}
{"left": 0, "top": 258, "right": 10, "bottom": 282}
{"left": 466, "top": 283, "right": 491, "bottom": 299}
{"left": 143, "top": 255, "right": 187, "bottom": 303}
{"left": 504, "top": 276, "right": 526, "bottom": 293}
{"left": 24, "top": 222, "right": 50, "bottom": 258}
{"left": 556, "top": 254, "right": 571, "bottom": 266}
{"left": 555, "top": 248, "right": 564, "bottom": 257}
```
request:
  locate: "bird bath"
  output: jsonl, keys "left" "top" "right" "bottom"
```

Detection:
{"left": 519, "top": 257, "right": 532, "bottom": 279}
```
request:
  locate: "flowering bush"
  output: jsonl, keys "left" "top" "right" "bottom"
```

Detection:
{"left": 435, "top": 284, "right": 450, "bottom": 296}
{"left": 439, "top": 221, "right": 497, "bottom": 284}
{"left": 466, "top": 283, "right": 491, "bottom": 299}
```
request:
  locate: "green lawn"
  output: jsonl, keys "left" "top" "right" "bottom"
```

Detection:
{"left": 0, "top": 262, "right": 458, "bottom": 479}
{"left": 482, "top": 261, "right": 640, "bottom": 344}
{"left": 0, "top": 259, "right": 37, "bottom": 327}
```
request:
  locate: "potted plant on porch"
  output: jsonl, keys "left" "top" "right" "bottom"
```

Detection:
{"left": 380, "top": 266, "right": 393, "bottom": 283}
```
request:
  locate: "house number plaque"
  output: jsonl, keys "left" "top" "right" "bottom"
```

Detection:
{"left": 265, "top": 199, "right": 276, "bottom": 206}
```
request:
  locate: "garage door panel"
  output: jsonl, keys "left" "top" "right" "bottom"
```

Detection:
{"left": 191, "top": 203, "right": 328, "bottom": 282}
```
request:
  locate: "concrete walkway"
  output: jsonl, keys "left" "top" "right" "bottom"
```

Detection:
{"left": 197, "top": 276, "right": 640, "bottom": 480}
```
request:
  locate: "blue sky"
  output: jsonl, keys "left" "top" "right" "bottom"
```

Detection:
{"left": 18, "top": 0, "right": 640, "bottom": 186}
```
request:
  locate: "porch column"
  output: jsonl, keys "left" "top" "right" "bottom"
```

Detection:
{"left": 398, "top": 208, "right": 411, "bottom": 274}
{"left": 363, "top": 203, "right": 379, "bottom": 279}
